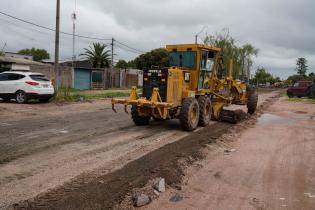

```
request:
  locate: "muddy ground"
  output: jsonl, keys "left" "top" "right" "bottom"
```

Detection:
{"left": 0, "top": 91, "right": 278, "bottom": 209}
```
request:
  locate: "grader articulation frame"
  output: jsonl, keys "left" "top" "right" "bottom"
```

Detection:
{"left": 112, "top": 44, "right": 258, "bottom": 131}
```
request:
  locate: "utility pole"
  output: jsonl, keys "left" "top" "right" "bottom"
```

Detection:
{"left": 72, "top": 10, "right": 77, "bottom": 68}
{"left": 195, "top": 26, "right": 208, "bottom": 45}
{"left": 54, "top": 0, "right": 60, "bottom": 91}
{"left": 111, "top": 37, "right": 114, "bottom": 88}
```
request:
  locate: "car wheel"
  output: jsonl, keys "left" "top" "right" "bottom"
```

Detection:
{"left": 15, "top": 91, "right": 28, "bottom": 104}
{"left": 287, "top": 92, "right": 293, "bottom": 98}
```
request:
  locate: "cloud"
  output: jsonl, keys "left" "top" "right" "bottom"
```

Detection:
{"left": 0, "top": 0, "right": 314, "bottom": 78}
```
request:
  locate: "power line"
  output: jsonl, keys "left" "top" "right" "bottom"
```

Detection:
{"left": 0, "top": 10, "right": 111, "bottom": 41}
{"left": 115, "top": 42, "right": 143, "bottom": 55}
{"left": 115, "top": 40, "right": 145, "bottom": 54}
{"left": 0, "top": 10, "right": 147, "bottom": 59}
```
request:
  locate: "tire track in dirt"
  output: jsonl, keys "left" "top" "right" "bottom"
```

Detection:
{"left": 12, "top": 94, "right": 280, "bottom": 210}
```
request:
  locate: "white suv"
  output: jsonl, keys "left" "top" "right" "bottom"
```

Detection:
{"left": 0, "top": 71, "right": 55, "bottom": 103}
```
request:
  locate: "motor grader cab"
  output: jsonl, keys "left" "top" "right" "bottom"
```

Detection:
{"left": 112, "top": 44, "right": 258, "bottom": 131}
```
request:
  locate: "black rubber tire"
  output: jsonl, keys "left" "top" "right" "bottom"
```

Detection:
{"left": 131, "top": 105, "right": 150, "bottom": 126}
{"left": 247, "top": 88, "right": 258, "bottom": 115}
{"left": 15, "top": 91, "right": 28, "bottom": 104}
{"left": 287, "top": 92, "right": 293, "bottom": 98}
{"left": 180, "top": 97, "right": 200, "bottom": 131}
{"left": 197, "top": 96, "right": 212, "bottom": 126}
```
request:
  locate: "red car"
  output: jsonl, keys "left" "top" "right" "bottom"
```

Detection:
{"left": 287, "top": 80, "right": 313, "bottom": 98}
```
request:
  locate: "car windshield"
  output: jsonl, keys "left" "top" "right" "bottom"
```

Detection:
{"left": 30, "top": 74, "right": 50, "bottom": 81}
{"left": 293, "top": 83, "right": 299, "bottom": 87}
{"left": 169, "top": 51, "right": 196, "bottom": 69}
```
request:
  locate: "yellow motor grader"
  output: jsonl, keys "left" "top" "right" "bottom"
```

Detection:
{"left": 112, "top": 44, "right": 258, "bottom": 131}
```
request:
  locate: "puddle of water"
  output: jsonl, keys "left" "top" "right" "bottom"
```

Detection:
{"left": 257, "top": 113, "right": 294, "bottom": 125}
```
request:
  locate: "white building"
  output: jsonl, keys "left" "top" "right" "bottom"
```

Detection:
{"left": 4, "top": 52, "right": 33, "bottom": 61}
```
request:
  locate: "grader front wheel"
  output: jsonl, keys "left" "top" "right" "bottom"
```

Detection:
{"left": 198, "top": 96, "right": 212, "bottom": 126}
{"left": 180, "top": 98, "right": 200, "bottom": 131}
{"left": 131, "top": 106, "right": 151, "bottom": 126}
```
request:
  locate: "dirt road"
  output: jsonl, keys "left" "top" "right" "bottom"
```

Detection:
{"left": 146, "top": 97, "right": 315, "bottom": 210}
{"left": 0, "top": 91, "right": 278, "bottom": 209}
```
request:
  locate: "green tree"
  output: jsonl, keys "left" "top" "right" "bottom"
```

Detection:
{"left": 116, "top": 59, "right": 128, "bottom": 69}
{"left": 254, "top": 67, "right": 275, "bottom": 84}
{"left": 309, "top": 72, "right": 315, "bottom": 81}
{"left": 295, "top": 57, "right": 308, "bottom": 76}
{"left": 204, "top": 29, "right": 258, "bottom": 79}
{"left": 287, "top": 74, "right": 305, "bottom": 84}
{"left": 18, "top": 48, "right": 50, "bottom": 61}
{"left": 130, "top": 48, "right": 169, "bottom": 69}
{"left": 80, "top": 43, "right": 111, "bottom": 68}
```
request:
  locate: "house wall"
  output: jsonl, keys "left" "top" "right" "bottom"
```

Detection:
{"left": 5, "top": 53, "right": 33, "bottom": 60}
{"left": 30, "top": 64, "right": 72, "bottom": 88}
{"left": 11, "top": 64, "right": 30, "bottom": 71}
{"left": 72, "top": 68, "right": 142, "bottom": 90}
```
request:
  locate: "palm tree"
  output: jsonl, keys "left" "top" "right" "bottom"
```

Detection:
{"left": 80, "top": 43, "right": 111, "bottom": 68}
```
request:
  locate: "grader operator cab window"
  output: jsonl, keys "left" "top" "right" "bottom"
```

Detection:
{"left": 199, "top": 50, "right": 214, "bottom": 90}
{"left": 169, "top": 50, "right": 196, "bottom": 69}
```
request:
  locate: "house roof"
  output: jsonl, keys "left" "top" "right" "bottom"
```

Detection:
{"left": 0, "top": 56, "right": 47, "bottom": 66}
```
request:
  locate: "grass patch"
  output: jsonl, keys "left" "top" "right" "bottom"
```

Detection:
{"left": 280, "top": 92, "right": 315, "bottom": 104}
{"left": 53, "top": 88, "right": 140, "bottom": 102}
{"left": 287, "top": 98, "right": 315, "bottom": 104}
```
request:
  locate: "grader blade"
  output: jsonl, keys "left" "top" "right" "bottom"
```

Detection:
{"left": 220, "top": 109, "right": 246, "bottom": 124}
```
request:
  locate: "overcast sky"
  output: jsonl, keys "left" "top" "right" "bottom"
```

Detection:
{"left": 0, "top": 0, "right": 314, "bottom": 79}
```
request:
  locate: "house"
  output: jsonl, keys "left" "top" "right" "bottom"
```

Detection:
{"left": 0, "top": 55, "right": 66, "bottom": 84}
{"left": 0, "top": 55, "right": 47, "bottom": 73}
{"left": 4, "top": 52, "right": 33, "bottom": 60}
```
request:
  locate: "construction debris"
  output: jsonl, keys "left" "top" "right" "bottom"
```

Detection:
{"left": 153, "top": 190, "right": 160, "bottom": 196}
{"left": 153, "top": 177, "right": 165, "bottom": 192}
{"left": 132, "top": 193, "right": 151, "bottom": 207}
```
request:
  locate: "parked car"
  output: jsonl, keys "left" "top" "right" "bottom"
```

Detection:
{"left": 0, "top": 71, "right": 54, "bottom": 103}
{"left": 287, "top": 80, "right": 313, "bottom": 98}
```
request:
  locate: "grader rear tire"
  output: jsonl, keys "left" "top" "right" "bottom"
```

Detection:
{"left": 247, "top": 88, "right": 258, "bottom": 115}
{"left": 180, "top": 97, "right": 200, "bottom": 131}
{"left": 131, "top": 106, "right": 150, "bottom": 126}
{"left": 198, "top": 96, "right": 212, "bottom": 126}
